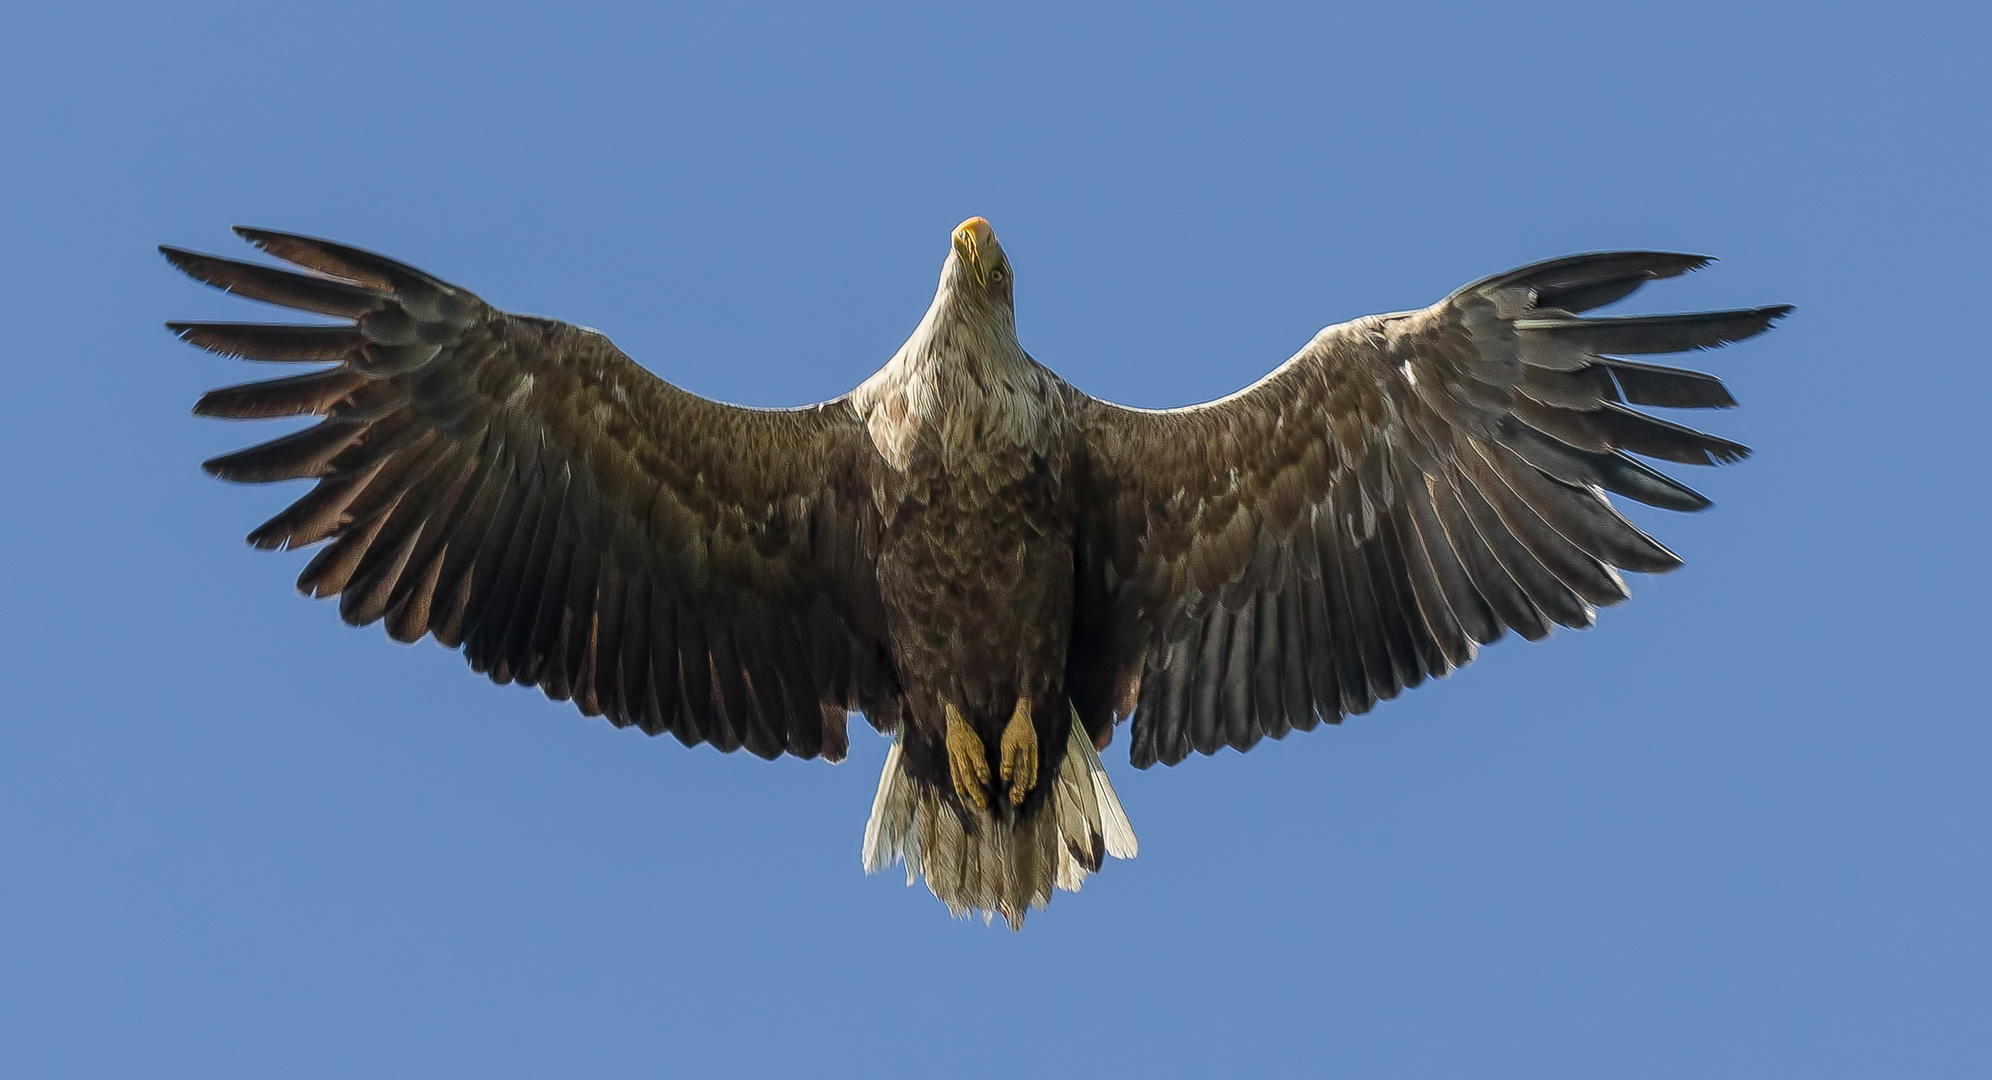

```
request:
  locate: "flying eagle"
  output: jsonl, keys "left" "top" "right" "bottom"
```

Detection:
{"left": 164, "top": 219, "right": 1786, "bottom": 927}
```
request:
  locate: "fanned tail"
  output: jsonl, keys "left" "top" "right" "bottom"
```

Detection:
{"left": 862, "top": 709, "right": 1136, "bottom": 929}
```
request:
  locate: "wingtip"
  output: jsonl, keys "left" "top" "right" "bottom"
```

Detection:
{"left": 233, "top": 225, "right": 278, "bottom": 250}
{"left": 1650, "top": 252, "right": 1716, "bottom": 278}
{"left": 1617, "top": 252, "right": 1714, "bottom": 284}
{"left": 1732, "top": 304, "right": 1793, "bottom": 341}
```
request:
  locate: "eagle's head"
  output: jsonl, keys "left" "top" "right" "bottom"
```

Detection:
{"left": 945, "top": 216, "right": 1015, "bottom": 313}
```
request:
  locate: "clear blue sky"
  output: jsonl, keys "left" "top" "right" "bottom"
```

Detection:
{"left": 3, "top": 2, "right": 1987, "bottom": 1076}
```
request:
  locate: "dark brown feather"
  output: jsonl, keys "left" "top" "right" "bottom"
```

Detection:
{"left": 194, "top": 368, "right": 369, "bottom": 420}
{"left": 1452, "top": 463, "right": 1581, "bottom": 632}
{"left": 160, "top": 248, "right": 384, "bottom": 319}
{"left": 1605, "top": 358, "right": 1738, "bottom": 409}
{"left": 1517, "top": 306, "right": 1791, "bottom": 356}
{"left": 1459, "top": 442, "right": 1626, "bottom": 608}
{"left": 202, "top": 419, "right": 362, "bottom": 483}
{"left": 1368, "top": 509, "right": 1444, "bottom": 683}
{"left": 1186, "top": 604, "right": 1231, "bottom": 757}
{"left": 170, "top": 322, "right": 363, "bottom": 363}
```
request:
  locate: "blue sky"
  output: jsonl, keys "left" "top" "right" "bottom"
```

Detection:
{"left": 3, "top": 2, "right": 1988, "bottom": 1076}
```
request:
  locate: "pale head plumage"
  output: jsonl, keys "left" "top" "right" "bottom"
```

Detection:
{"left": 944, "top": 215, "right": 1015, "bottom": 315}
{"left": 854, "top": 216, "right": 1054, "bottom": 470}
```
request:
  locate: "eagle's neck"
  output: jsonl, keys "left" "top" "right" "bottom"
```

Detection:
{"left": 853, "top": 277, "right": 1055, "bottom": 472}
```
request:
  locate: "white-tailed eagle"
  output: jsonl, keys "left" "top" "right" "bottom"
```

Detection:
{"left": 164, "top": 219, "right": 1785, "bottom": 927}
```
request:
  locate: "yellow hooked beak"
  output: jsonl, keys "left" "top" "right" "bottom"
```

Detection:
{"left": 953, "top": 216, "right": 992, "bottom": 283}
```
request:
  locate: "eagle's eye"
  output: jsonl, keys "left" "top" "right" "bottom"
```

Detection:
{"left": 989, "top": 265, "right": 1009, "bottom": 285}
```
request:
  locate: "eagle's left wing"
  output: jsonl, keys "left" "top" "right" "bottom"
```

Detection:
{"left": 1069, "top": 253, "right": 1787, "bottom": 768}
{"left": 167, "top": 229, "right": 900, "bottom": 763}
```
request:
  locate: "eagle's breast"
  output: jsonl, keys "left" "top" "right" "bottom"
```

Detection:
{"left": 851, "top": 298, "right": 1068, "bottom": 477}
{"left": 852, "top": 292, "right": 1079, "bottom": 734}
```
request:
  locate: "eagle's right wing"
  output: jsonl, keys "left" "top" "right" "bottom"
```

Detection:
{"left": 1071, "top": 253, "right": 1787, "bottom": 767}
{"left": 168, "top": 228, "right": 899, "bottom": 761}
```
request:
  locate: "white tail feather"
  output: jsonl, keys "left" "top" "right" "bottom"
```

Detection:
{"left": 861, "top": 709, "right": 1136, "bottom": 928}
{"left": 1073, "top": 722, "right": 1137, "bottom": 860}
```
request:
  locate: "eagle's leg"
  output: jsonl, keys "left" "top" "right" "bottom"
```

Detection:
{"left": 999, "top": 697, "right": 1037, "bottom": 806}
{"left": 944, "top": 701, "right": 990, "bottom": 810}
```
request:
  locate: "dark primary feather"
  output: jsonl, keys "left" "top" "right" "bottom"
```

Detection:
{"left": 1605, "top": 358, "right": 1739, "bottom": 409}
{"left": 1071, "top": 251, "right": 1785, "bottom": 768}
{"left": 1516, "top": 307, "right": 1791, "bottom": 356}
{"left": 168, "top": 228, "right": 900, "bottom": 761}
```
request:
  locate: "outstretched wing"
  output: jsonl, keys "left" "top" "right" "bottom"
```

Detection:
{"left": 1069, "top": 252, "right": 1787, "bottom": 768}
{"left": 168, "top": 228, "right": 898, "bottom": 761}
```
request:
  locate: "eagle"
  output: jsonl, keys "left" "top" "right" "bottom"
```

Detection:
{"left": 164, "top": 219, "right": 1786, "bottom": 928}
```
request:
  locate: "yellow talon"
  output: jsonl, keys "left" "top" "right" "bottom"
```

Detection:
{"left": 944, "top": 702, "right": 989, "bottom": 810}
{"left": 999, "top": 698, "right": 1037, "bottom": 806}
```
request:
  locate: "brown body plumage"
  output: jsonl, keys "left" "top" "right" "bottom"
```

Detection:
{"left": 164, "top": 217, "right": 1787, "bottom": 927}
{"left": 853, "top": 219, "right": 1080, "bottom": 821}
